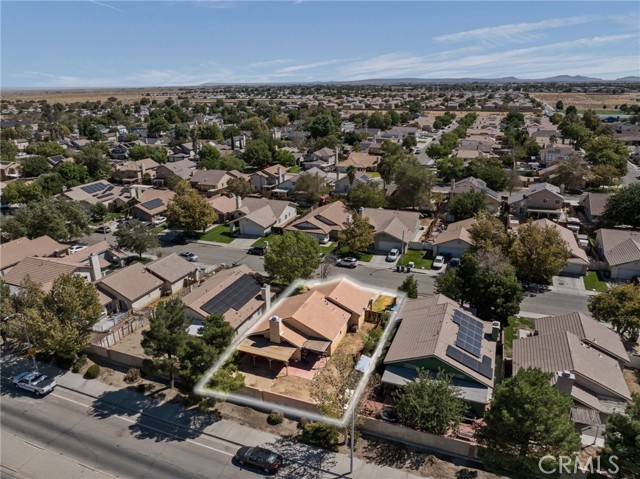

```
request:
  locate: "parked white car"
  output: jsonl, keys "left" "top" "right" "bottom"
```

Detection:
{"left": 432, "top": 256, "right": 446, "bottom": 269}
{"left": 336, "top": 257, "right": 358, "bottom": 268}
{"left": 386, "top": 249, "right": 400, "bottom": 262}
{"left": 151, "top": 216, "right": 167, "bottom": 226}
{"left": 13, "top": 371, "right": 56, "bottom": 396}
{"left": 69, "top": 244, "right": 87, "bottom": 254}
{"left": 179, "top": 251, "right": 198, "bottom": 262}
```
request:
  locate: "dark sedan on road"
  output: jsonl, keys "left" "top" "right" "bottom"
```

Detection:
{"left": 247, "top": 246, "right": 265, "bottom": 256}
{"left": 235, "top": 446, "right": 283, "bottom": 474}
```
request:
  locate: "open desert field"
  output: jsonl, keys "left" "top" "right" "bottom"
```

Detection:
{"left": 1, "top": 87, "right": 190, "bottom": 104}
{"left": 532, "top": 91, "right": 640, "bottom": 112}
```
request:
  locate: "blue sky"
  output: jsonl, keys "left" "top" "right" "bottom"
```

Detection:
{"left": 2, "top": 1, "right": 639, "bottom": 87}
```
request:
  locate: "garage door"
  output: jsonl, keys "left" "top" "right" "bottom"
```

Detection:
{"left": 377, "top": 239, "right": 401, "bottom": 252}
{"left": 561, "top": 262, "right": 585, "bottom": 276}
{"left": 616, "top": 268, "right": 640, "bottom": 280}
{"left": 439, "top": 247, "right": 468, "bottom": 258}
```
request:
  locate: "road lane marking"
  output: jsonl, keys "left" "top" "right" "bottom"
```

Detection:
{"left": 51, "top": 391, "right": 234, "bottom": 457}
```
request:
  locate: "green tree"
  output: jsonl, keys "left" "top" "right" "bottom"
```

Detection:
{"left": 367, "top": 111, "right": 392, "bottom": 130}
{"left": 197, "top": 144, "right": 221, "bottom": 168}
{"left": 0, "top": 181, "right": 43, "bottom": 205}
{"left": 402, "top": 135, "right": 417, "bottom": 149}
{"left": 90, "top": 201, "right": 108, "bottom": 221}
{"left": 273, "top": 149, "right": 296, "bottom": 167}
{"left": 0, "top": 197, "right": 90, "bottom": 240}
{"left": 467, "top": 159, "right": 508, "bottom": 191}
{"left": 20, "top": 156, "right": 50, "bottom": 177}
{"left": 25, "top": 141, "right": 65, "bottom": 158}
{"left": 36, "top": 172, "right": 65, "bottom": 196}
{"left": 391, "top": 158, "right": 435, "bottom": 209}
{"left": 584, "top": 135, "right": 629, "bottom": 176}
{"left": 349, "top": 182, "right": 387, "bottom": 209}
{"left": 550, "top": 153, "right": 587, "bottom": 190}
{"left": 469, "top": 213, "right": 509, "bottom": 254}
{"left": 549, "top": 113, "right": 564, "bottom": 125}
{"left": 1, "top": 139, "right": 18, "bottom": 162}
{"left": 600, "top": 393, "right": 640, "bottom": 478}
{"left": 43, "top": 274, "right": 103, "bottom": 359}
{"left": 226, "top": 177, "right": 253, "bottom": 198}
{"left": 114, "top": 219, "right": 160, "bottom": 258}
{"left": 590, "top": 163, "right": 621, "bottom": 188}
{"left": 148, "top": 116, "right": 171, "bottom": 137}
{"left": 436, "top": 251, "right": 523, "bottom": 325}
{"left": 128, "top": 145, "right": 168, "bottom": 164}
{"left": 198, "top": 123, "right": 224, "bottom": 142}
{"left": 394, "top": 369, "right": 466, "bottom": 435}
{"left": 264, "top": 231, "right": 322, "bottom": 284}
{"left": 437, "top": 157, "right": 465, "bottom": 181}
{"left": 398, "top": 274, "right": 418, "bottom": 299}
{"left": 555, "top": 100, "right": 564, "bottom": 111}
{"left": 142, "top": 298, "right": 189, "bottom": 389}
{"left": 508, "top": 220, "right": 571, "bottom": 284}
{"left": 243, "top": 140, "right": 272, "bottom": 168}
{"left": 599, "top": 184, "right": 640, "bottom": 228}
{"left": 477, "top": 368, "right": 581, "bottom": 476}
{"left": 308, "top": 114, "right": 338, "bottom": 139}
{"left": 56, "top": 161, "right": 89, "bottom": 187}
{"left": 166, "top": 181, "right": 217, "bottom": 236}
{"left": 448, "top": 191, "right": 487, "bottom": 220}
{"left": 338, "top": 213, "right": 375, "bottom": 253}
{"left": 75, "top": 143, "right": 111, "bottom": 180}
{"left": 588, "top": 283, "right": 640, "bottom": 339}
{"left": 293, "top": 173, "right": 331, "bottom": 204}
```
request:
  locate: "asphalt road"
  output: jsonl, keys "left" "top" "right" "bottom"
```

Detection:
{"left": 0, "top": 386, "right": 259, "bottom": 479}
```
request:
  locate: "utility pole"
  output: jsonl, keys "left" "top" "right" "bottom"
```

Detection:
{"left": 3, "top": 313, "right": 38, "bottom": 371}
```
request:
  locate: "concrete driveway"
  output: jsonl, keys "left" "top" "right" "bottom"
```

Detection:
{"left": 550, "top": 275, "right": 587, "bottom": 296}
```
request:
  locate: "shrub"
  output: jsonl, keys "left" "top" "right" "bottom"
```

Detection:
{"left": 85, "top": 364, "right": 101, "bottom": 379}
{"left": 267, "top": 410, "right": 284, "bottom": 425}
{"left": 72, "top": 354, "right": 88, "bottom": 373}
{"left": 301, "top": 422, "right": 341, "bottom": 451}
{"left": 298, "top": 416, "right": 311, "bottom": 429}
{"left": 362, "top": 327, "right": 383, "bottom": 356}
{"left": 124, "top": 368, "right": 141, "bottom": 383}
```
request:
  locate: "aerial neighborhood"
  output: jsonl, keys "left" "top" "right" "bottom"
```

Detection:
{"left": 1, "top": 80, "right": 640, "bottom": 478}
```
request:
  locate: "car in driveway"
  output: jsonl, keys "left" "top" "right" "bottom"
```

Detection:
{"left": 179, "top": 251, "right": 198, "bottom": 262}
{"left": 235, "top": 446, "right": 283, "bottom": 474}
{"left": 13, "top": 371, "right": 57, "bottom": 396}
{"left": 448, "top": 257, "right": 460, "bottom": 269}
{"left": 386, "top": 249, "right": 400, "bottom": 262}
{"left": 336, "top": 257, "right": 358, "bottom": 268}
{"left": 151, "top": 216, "right": 167, "bottom": 226}
{"left": 247, "top": 246, "right": 265, "bottom": 256}
{"left": 69, "top": 244, "right": 87, "bottom": 254}
{"left": 432, "top": 255, "right": 445, "bottom": 269}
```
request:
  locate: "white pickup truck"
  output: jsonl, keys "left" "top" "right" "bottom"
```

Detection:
{"left": 13, "top": 371, "right": 57, "bottom": 395}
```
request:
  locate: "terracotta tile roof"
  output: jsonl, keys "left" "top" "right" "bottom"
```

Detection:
{"left": 534, "top": 312, "right": 629, "bottom": 364}
{"left": 597, "top": 229, "right": 640, "bottom": 266}
{"left": 0, "top": 235, "right": 67, "bottom": 271}
{"left": 145, "top": 253, "right": 197, "bottom": 284}
{"left": 315, "top": 278, "right": 376, "bottom": 316}
{"left": 190, "top": 169, "right": 229, "bottom": 187}
{"left": 3, "top": 256, "right": 87, "bottom": 291}
{"left": 513, "top": 331, "right": 630, "bottom": 401}
{"left": 116, "top": 158, "right": 160, "bottom": 172}
{"left": 97, "top": 262, "right": 163, "bottom": 303}
{"left": 384, "top": 294, "right": 496, "bottom": 388}
{"left": 339, "top": 152, "right": 380, "bottom": 169}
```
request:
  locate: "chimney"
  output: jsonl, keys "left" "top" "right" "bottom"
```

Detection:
{"left": 491, "top": 321, "right": 501, "bottom": 341}
{"left": 277, "top": 166, "right": 283, "bottom": 185}
{"left": 554, "top": 370, "right": 575, "bottom": 395}
{"left": 235, "top": 194, "right": 242, "bottom": 210}
{"left": 261, "top": 284, "right": 271, "bottom": 311}
{"left": 335, "top": 146, "right": 339, "bottom": 167}
{"left": 89, "top": 253, "right": 102, "bottom": 281}
{"left": 358, "top": 206, "right": 365, "bottom": 216}
{"left": 269, "top": 315, "right": 281, "bottom": 344}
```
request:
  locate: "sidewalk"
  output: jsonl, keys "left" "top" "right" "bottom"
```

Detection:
{"left": 1, "top": 353, "right": 422, "bottom": 479}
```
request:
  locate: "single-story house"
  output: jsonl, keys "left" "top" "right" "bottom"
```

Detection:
{"left": 130, "top": 188, "right": 175, "bottom": 222}
{"left": 2, "top": 256, "right": 93, "bottom": 294}
{"left": 284, "top": 200, "right": 351, "bottom": 243}
{"left": 513, "top": 331, "right": 630, "bottom": 419}
{"left": 182, "top": 265, "right": 268, "bottom": 333}
{"left": 96, "top": 261, "right": 164, "bottom": 312}
{"left": 240, "top": 278, "right": 377, "bottom": 365}
{"left": 144, "top": 253, "right": 198, "bottom": 295}
{"left": 231, "top": 196, "right": 297, "bottom": 237}
{"left": 361, "top": 207, "right": 421, "bottom": 252}
{"left": 336, "top": 152, "right": 380, "bottom": 173}
{"left": 189, "top": 169, "right": 245, "bottom": 196}
{"left": 0, "top": 235, "right": 68, "bottom": 276}
{"left": 62, "top": 180, "right": 126, "bottom": 211}
{"left": 595, "top": 229, "right": 640, "bottom": 280}
{"left": 383, "top": 294, "right": 498, "bottom": 416}
{"left": 431, "top": 217, "right": 477, "bottom": 258}
{"left": 540, "top": 145, "right": 575, "bottom": 166}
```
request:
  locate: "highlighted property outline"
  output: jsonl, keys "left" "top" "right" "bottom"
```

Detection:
{"left": 194, "top": 275, "right": 406, "bottom": 428}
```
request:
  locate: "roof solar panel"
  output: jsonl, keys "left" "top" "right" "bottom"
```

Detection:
{"left": 445, "top": 345, "right": 493, "bottom": 380}
{"left": 455, "top": 312, "right": 484, "bottom": 357}
{"left": 141, "top": 198, "right": 164, "bottom": 210}
{"left": 201, "top": 275, "right": 263, "bottom": 316}
{"left": 81, "top": 182, "right": 109, "bottom": 194}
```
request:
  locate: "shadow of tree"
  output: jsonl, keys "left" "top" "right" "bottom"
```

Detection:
{"left": 264, "top": 436, "right": 338, "bottom": 479}
{"left": 91, "top": 387, "right": 164, "bottom": 419}
{"left": 0, "top": 350, "right": 65, "bottom": 399}
{"left": 456, "top": 468, "right": 479, "bottom": 479}
{"left": 128, "top": 397, "right": 221, "bottom": 442}
{"left": 362, "top": 438, "right": 436, "bottom": 471}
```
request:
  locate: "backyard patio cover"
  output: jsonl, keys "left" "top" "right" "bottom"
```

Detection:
{"left": 302, "top": 339, "right": 330, "bottom": 354}
{"left": 238, "top": 336, "right": 297, "bottom": 362}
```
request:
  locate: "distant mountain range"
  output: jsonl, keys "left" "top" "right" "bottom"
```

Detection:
{"left": 201, "top": 75, "right": 640, "bottom": 86}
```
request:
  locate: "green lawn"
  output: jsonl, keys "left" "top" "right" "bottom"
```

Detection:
{"left": 398, "top": 249, "right": 433, "bottom": 269}
{"left": 199, "top": 224, "right": 236, "bottom": 243}
{"left": 504, "top": 316, "right": 536, "bottom": 354}
{"left": 288, "top": 166, "right": 302, "bottom": 173}
{"left": 252, "top": 234, "right": 276, "bottom": 247}
{"left": 335, "top": 246, "right": 372, "bottom": 262}
{"left": 583, "top": 271, "right": 608, "bottom": 292}
{"left": 320, "top": 244, "right": 336, "bottom": 255}
{"left": 150, "top": 225, "right": 166, "bottom": 234}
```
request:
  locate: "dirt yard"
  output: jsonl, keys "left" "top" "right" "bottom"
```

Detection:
{"left": 623, "top": 368, "right": 640, "bottom": 395}
{"left": 531, "top": 92, "right": 640, "bottom": 111}
{"left": 2, "top": 87, "right": 188, "bottom": 105}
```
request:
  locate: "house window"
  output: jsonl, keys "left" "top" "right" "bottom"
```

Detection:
{"left": 555, "top": 199, "right": 560, "bottom": 204}
{"left": 543, "top": 198, "right": 548, "bottom": 204}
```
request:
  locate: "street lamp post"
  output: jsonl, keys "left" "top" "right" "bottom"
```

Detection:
{"left": 350, "top": 409, "right": 355, "bottom": 473}
{"left": 2, "top": 313, "right": 38, "bottom": 371}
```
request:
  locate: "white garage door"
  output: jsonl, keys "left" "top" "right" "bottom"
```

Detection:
{"left": 377, "top": 239, "right": 401, "bottom": 252}
{"left": 561, "top": 263, "right": 585, "bottom": 276}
